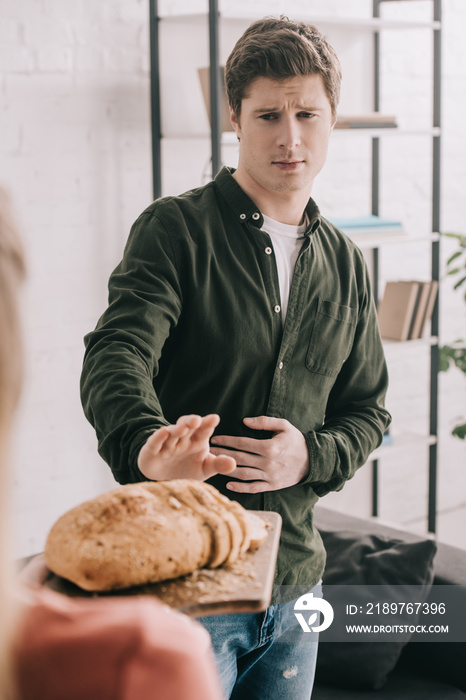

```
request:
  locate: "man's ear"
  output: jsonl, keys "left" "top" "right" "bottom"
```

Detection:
{"left": 229, "top": 106, "right": 241, "bottom": 139}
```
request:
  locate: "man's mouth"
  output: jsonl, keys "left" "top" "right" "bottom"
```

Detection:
{"left": 272, "top": 160, "right": 304, "bottom": 171}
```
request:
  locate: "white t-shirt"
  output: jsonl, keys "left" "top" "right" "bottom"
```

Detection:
{"left": 261, "top": 213, "right": 307, "bottom": 322}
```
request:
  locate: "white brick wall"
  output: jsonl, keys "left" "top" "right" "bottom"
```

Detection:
{"left": 1, "top": 0, "right": 152, "bottom": 557}
{"left": 1, "top": 0, "right": 464, "bottom": 557}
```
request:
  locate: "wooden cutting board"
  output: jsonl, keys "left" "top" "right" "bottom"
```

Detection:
{"left": 36, "top": 510, "right": 282, "bottom": 617}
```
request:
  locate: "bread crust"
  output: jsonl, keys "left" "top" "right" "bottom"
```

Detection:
{"left": 44, "top": 480, "right": 267, "bottom": 592}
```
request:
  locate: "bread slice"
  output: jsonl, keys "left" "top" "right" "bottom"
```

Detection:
{"left": 151, "top": 480, "right": 233, "bottom": 569}
{"left": 197, "top": 484, "right": 267, "bottom": 552}
{"left": 246, "top": 511, "right": 269, "bottom": 550}
{"left": 44, "top": 479, "right": 268, "bottom": 592}
{"left": 183, "top": 481, "right": 244, "bottom": 566}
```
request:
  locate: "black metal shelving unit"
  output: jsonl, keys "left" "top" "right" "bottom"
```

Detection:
{"left": 149, "top": 0, "right": 222, "bottom": 199}
{"left": 149, "top": 0, "right": 441, "bottom": 532}
{"left": 371, "top": 0, "right": 441, "bottom": 532}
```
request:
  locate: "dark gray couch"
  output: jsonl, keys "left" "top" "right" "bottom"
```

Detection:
{"left": 312, "top": 507, "right": 466, "bottom": 699}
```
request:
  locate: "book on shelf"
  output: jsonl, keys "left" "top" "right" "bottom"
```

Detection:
{"left": 377, "top": 280, "right": 439, "bottom": 341}
{"left": 330, "top": 214, "right": 404, "bottom": 238}
{"left": 378, "top": 281, "right": 420, "bottom": 341}
{"left": 417, "top": 280, "right": 439, "bottom": 338}
{"left": 335, "top": 113, "right": 398, "bottom": 129}
{"left": 198, "top": 66, "right": 234, "bottom": 133}
{"left": 408, "top": 282, "right": 431, "bottom": 339}
{"left": 382, "top": 430, "right": 393, "bottom": 447}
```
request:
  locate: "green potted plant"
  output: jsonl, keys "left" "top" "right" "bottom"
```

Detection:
{"left": 439, "top": 232, "right": 466, "bottom": 439}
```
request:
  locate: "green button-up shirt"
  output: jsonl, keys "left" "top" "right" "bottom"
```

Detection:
{"left": 81, "top": 167, "right": 391, "bottom": 594}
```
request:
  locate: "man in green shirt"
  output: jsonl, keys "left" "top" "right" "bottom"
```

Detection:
{"left": 81, "top": 16, "right": 391, "bottom": 700}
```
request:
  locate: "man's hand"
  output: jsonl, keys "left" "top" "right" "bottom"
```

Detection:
{"left": 137, "top": 414, "right": 236, "bottom": 482}
{"left": 210, "top": 416, "right": 310, "bottom": 493}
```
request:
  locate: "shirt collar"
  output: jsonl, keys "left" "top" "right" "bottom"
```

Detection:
{"left": 214, "top": 166, "right": 321, "bottom": 237}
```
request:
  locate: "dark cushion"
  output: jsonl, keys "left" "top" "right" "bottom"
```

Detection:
{"left": 398, "top": 640, "right": 466, "bottom": 693}
{"left": 313, "top": 668, "right": 466, "bottom": 700}
{"left": 315, "top": 529, "right": 437, "bottom": 691}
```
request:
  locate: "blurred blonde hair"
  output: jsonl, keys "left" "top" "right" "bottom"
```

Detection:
{"left": 0, "top": 187, "right": 26, "bottom": 700}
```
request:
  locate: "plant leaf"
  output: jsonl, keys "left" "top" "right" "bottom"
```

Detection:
{"left": 452, "top": 423, "right": 466, "bottom": 440}
{"left": 447, "top": 251, "right": 462, "bottom": 265}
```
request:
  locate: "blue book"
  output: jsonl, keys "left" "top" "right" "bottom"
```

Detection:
{"left": 330, "top": 215, "right": 403, "bottom": 231}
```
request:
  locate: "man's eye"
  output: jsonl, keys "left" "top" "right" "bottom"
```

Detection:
{"left": 259, "top": 114, "right": 277, "bottom": 121}
{"left": 299, "top": 112, "right": 315, "bottom": 119}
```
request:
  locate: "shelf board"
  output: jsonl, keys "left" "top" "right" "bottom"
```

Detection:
{"left": 333, "top": 127, "right": 441, "bottom": 138}
{"left": 347, "top": 231, "right": 439, "bottom": 248}
{"left": 161, "top": 128, "right": 441, "bottom": 141}
{"left": 382, "top": 335, "right": 439, "bottom": 349}
{"left": 370, "top": 432, "right": 437, "bottom": 461}
{"left": 158, "top": 12, "right": 441, "bottom": 31}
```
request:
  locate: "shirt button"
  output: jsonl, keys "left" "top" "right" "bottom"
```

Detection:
{"left": 252, "top": 212, "right": 260, "bottom": 220}
{"left": 240, "top": 213, "right": 246, "bottom": 220}
{"left": 278, "top": 361, "right": 284, "bottom": 370}
{"left": 274, "top": 305, "right": 281, "bottom": 314}
{"left": 265, "top": 246, "right": 272, "bottom": 255}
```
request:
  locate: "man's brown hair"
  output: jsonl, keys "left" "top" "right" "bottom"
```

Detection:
{"left": 225, "top": 16, "right": 342, "bottom": 120}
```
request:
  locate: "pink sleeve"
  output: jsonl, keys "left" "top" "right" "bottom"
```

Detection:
{"left": 14, "top": 587, "right": 223, "bottom": 700}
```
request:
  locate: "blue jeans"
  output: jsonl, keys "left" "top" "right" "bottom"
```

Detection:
{"left": 198, "top": 582, "right": 321, "bottom": 700}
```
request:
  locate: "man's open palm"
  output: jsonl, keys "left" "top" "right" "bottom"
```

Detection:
{"left": 137, "top": 414, "right": 236, "bottom": 482}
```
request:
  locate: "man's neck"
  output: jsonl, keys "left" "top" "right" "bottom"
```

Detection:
{"left": 232, "top": 170, "right": 311, "bottom": 226}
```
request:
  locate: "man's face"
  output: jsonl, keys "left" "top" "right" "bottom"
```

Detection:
{"left": 230, "top": 74, "right": 335, "bottom": 199}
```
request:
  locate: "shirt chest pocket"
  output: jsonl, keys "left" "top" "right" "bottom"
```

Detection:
{"left": 306, "top": 298, "right": 358, "bottom": 377}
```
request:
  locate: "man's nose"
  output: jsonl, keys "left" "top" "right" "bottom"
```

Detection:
{"left": 277, "top": 117, "right": 301, "bottom": 150}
